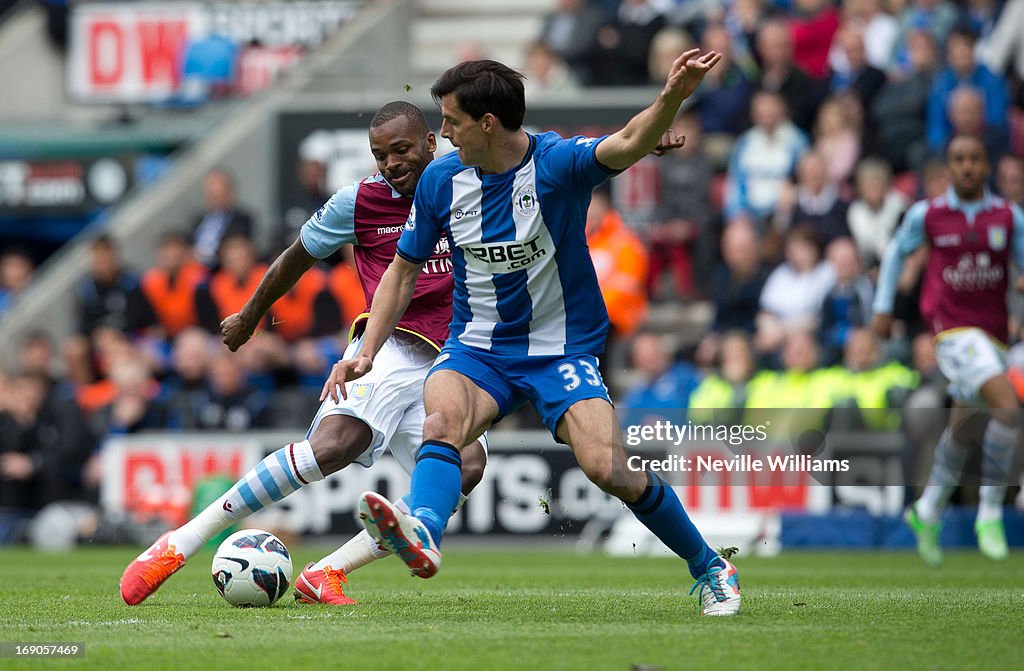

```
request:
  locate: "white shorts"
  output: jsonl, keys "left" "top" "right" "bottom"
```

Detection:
{"left": 934, "top": 328, "right": 1008, "bottom": 402}
{"left": 305, "top": 333, "right": 488, "bottom": 474}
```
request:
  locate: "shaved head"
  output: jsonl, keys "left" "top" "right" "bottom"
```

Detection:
{"left": 370, "top": 101, "right": 430, "bottom": 134}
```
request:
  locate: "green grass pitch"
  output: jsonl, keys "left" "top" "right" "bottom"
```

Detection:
{"left": 0, "top": 544, "right": 1021, "bottom": 671}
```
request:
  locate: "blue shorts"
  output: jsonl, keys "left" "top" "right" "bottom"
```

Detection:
{"left": 426, "top": 344, "right": 612, "bottom": 438}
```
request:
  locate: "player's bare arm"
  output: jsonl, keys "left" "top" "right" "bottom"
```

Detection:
{"left": 320, "top": 254, "right": 422, "bottom": 403}
{"left": 595, "top": 48, "right": 721, "bottom": 171}
{"left": 221, "top": 237, "right": 318, "bottom": 351}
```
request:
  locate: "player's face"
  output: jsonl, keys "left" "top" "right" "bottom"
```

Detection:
{"left": 369, "top": 116, "right": 437, "bottom": 197}
{"left": 947, "top": 137, "right": 989, "bottom": 199}
{"left": 438, "top": 94, "right": 487, "bottom": 166}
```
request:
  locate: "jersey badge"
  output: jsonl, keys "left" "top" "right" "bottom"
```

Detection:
{"left": 350, "top": 383, "right": 375, "bottom": 400}
{"left": 988, "top": 225, "right": 1006, "bottom": 252}
{"left": 514, "top": 185, "right": 539, "bottom": 217}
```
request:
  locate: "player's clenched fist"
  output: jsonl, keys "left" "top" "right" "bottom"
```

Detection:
{"left": 321, "top": 354, "right": 374, "bottom": 403}
{"left": 221, "top": 312, "right": 256, "bottom": 352}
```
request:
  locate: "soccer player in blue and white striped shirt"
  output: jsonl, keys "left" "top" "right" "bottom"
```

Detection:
{"left": 324, "top": 51, "right": 741, "bottom": 616}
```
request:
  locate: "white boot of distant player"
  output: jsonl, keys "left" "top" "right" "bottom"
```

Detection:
{"left": 169, "top": 441, "right": 325, "bottom": 558}
{"left": 975, "top": 420, "right": 1016, "bottom": 560}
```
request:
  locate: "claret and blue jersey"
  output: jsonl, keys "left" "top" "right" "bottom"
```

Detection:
{"left": 397, "top": 131, "right": 616, "bottom": 358}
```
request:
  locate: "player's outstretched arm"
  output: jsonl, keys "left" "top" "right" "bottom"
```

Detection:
{"left": 320, "top": 254, "right": 422, "bottom": 403}
{"left": 221, "top": 237, "right": 318, "bottom": 351}
{"left": 872, "top": 202, "right": 928, "bottom": 338}
{"left": 595, "top": 48, "right": 721, "bottom": 171}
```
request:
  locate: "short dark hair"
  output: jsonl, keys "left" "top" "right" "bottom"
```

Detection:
{"left": 370, "top": 101, "right": 430, "bottom": 133}
{"left": 430, "top": 60, "right": 526, "bottom": 131}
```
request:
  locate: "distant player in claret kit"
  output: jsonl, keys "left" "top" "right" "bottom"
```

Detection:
{"left": 873, "top": 135, "right": 1024, "bottom": 565}
{"left": 327, "top": 51, "right": 743, "bottom": 616}
{"left": 120, "top": 102, "right": 488, "bottom": 606}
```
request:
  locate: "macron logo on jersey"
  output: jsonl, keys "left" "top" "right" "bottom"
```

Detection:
{"left": 464, "top": 234, "right": 550, "bottom": 273}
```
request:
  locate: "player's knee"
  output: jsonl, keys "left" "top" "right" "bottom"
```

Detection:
{"left": 422, "top": 411, "right": 462, "bottom": 446}
{"left": 459, "top": 443, "right": 487, "bottom": 493}
{"left": 309, "top": 415, "right": 373, "bottom": 475}
{"left": 577, "top": 447, "right": 617, "bottom": 494}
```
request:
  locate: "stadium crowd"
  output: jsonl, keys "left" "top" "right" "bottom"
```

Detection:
{"left": 3, "top": 0, "right": 1024, "bottom": 536}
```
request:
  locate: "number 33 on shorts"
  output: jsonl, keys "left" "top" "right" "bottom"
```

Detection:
{"left": 557, "top": 358, "right": 604, "bottom": 392}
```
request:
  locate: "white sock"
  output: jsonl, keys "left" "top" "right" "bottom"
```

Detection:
{"left": 977, "top": 420, "right": 1017, "bottom": 523}
{"left": 169, "top": 441, "right": 324, "bottom": 558}
{"left": 310, "top": 493, "right": 471, "bottom": 575}
{"left": 916, "top": 429, "right": 969, "bottom": 524}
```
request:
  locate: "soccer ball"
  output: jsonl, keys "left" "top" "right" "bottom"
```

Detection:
{"left": 211, "top": 529, "right": 293, "bottom": 607}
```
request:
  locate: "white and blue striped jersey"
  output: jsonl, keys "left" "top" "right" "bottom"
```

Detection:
{"left": 397, "top": 131, "right": 616, "bottom": 357}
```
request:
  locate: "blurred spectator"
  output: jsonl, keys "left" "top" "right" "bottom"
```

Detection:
{"left": 75, "top": 236, "right": 139, "bottom": 336}
{"left": 194, "top": 234, "right": 268, "bottom": 334}
{"left": 721, "top": 0, "right": 777, "bottom": 60}
{"left": 169, "top": 352, "right": 270, "bottom": 432}
{"left": 15, "top": 331, "right": 58, "bottom": 384}
{"left": 996, "top": 155, "right": 1024, "bottom": 206}
{"left": 281, "top": 158, "right": 328, "bottom": 251}
{"left": 88, "top": 352, "right": 166, "bottom": 437}
{"left": 789, "top": 0, "right": 841, "bottom": 80}
{"left": 847, "top": 157, "right": 909, "bottom": 269}
{"left": 689, "top": 330, "right": 760, "bottom": 423}
{"left": 829, "top": 0, "right": 898, "bottom": 72}
{"left": 454, "top": 40, "right": 488, "bottom": 63}
{"left": 696, "top": 217, "right": 769, "bottom": 366}
{"left": 191, "top": 169, "right": 255, "bottom": 269}
{"left": 589, "top": 0, "right": 667, "bottom": 86}
{"left": 266, "top": 263, "right": 341, "bottom": 344}
{"left": 163, "top": 327, "right": 212, "bottom": 400}
{"left": 813, "top": 96, "right": 861, "bottom": 186}
{"left": 131, "top": 232, "right": 207, "bottom": 339}
{"left": 0, "top": 371, "right": 94, "bottom": 540}
{"left": 926, "top": 25, "right": 1009, "bottom": 153}
{"left": 724, "top": 89, "right": 809, "bottom": 220}
{"left": 755, "top": 19, "right": 823, "bottom": 131}
{"left": 820, "top": 238, "right": 874, "bottom": 365}
{"left": 236, "top": 41, "right": 303, "bottom": 96}
{"left": 835, "top": 328, "right": 918, "bottom": 429}
{"left": 648, "top": 27, "right": 694, "bottom": 85}
{"left": 620, "top": 331, "right": 701, "bottom": 426}
{"left": 586, "top": 189, "right": 649, "bottom": 368}
{"left": 830, "top": 27, "right": 886, "bottom": 113}
{"left": 745, "top": 329, "right": 826, "bottom": 411}
{"left": 538, "top": 0, "right": 609, "bottom": 86}
{"left": 963, "top": 0, "right": 1001, "bottom": 43}
{"left": 64, "top": 237, "right": 140, "bottom": 388}
{"left": 891, "top": 0, "right": 959, "bottom": 74}
{"left": 756, "top": 225, "right": 835, "bottom": 354}
{"left": 652, "top": 113, "right": 714, "bottom": 299}
{"left": 775, "top": 151, "right": 851, "bottom": 246}
{"left": 693, "top": 23, "right": 756, "bottom": 153}
{"left": 918, "top": 155, "right": 951, "bottom": 199}
{"left": 178, "top": 33, "right": 237, "bottom": 103}
{"left": 870, "top": 29, "right": 939, "bottom": 172}
{"left": 980, "top": 0, "right": 1024, "bottom": 80}
{"left": 523, "top": 41, "right": 581, "bottom": 96}
{"left": 938, "top": 86, "right": 1009, "bottom": 165}
{"left": 0, "top": 247, "right": 35, "bottom": 315}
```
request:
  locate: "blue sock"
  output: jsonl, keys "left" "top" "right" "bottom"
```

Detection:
{"left": 409, "top": 441, "right": 462, "bottom": 547}
{"left": 627, "top": 472, "right": 723, "bottom": 579}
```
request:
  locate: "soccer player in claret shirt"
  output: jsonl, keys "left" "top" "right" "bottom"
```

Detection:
{"left": 327, "top": 52, "right": 743, "bottom": 616}
{"left": 120, "top": 102, "right": 488, "bottom": 606}
{"left": 873, "top": 135, "right": 1024, "bottom": 565}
